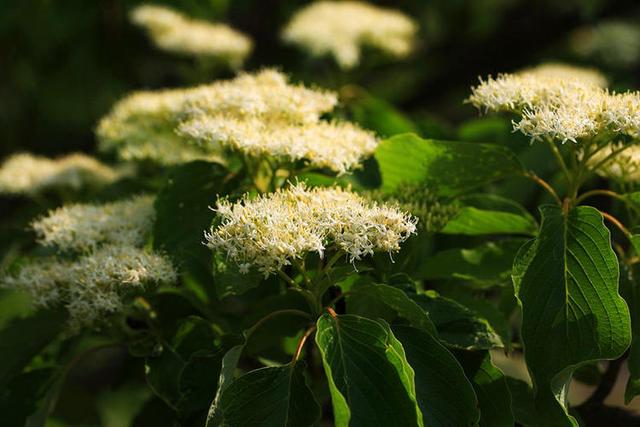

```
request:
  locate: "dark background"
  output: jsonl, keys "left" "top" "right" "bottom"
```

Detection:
{"left": 2, "top": 0, "right": 640, "bottom": 160}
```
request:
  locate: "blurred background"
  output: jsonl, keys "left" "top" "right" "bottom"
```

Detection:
{"left": 3, "top": 0, "right": 640, "bottom": 425}
{"left": 3, "top": 0, "right": 640, "bottom": 160}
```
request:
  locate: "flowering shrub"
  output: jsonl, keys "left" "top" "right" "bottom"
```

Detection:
{"left": 4, "top": 2, "right": 640, "bottom": 427}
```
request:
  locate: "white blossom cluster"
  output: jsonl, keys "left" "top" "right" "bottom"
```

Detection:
{"left": 205, "top": 183, "right": 417, "bottom": 276}
{"left": 96, "top": 69, "right": 351, "bottom": 168}
{"left": 32, "top": 195, "right": 156, "bottom": 252}
{"left": 469, "top": 63, "right": 640, "bottom": 142}
{"left": 96, "top": 86, "right": 225, "bottom": 165}
{"left": 2, "top": 196, "right": 176, "bottom": 330}
{"left": 282, "top": 1, "right": 417, "bottom": 69}
{"left": 589, "top": 144, "right": 640, "bottom": 182}
{"left": 130, "top": 4, "right": 252, "bottom": 67}
{"left": 177, "top": 69, "right": 378, "bottom": 174}
{"left": 0, "top": 153, "right": 119, "bottom": 196}
{"left": 2, "top": 246, "right": 175, "bottom": 331}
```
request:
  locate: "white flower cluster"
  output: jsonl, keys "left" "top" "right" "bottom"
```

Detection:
{"left": 177, "top": 69, "right": 377, "bottom": 174}
{"left": 282, "top": 1, "right": 417, "bottom": 69}
{"left": 2, "top": 195, "right": 175, "bottom": 330}
{"left": 469, "top": 63, "right": 640, "bottom": 142}
{"left": 96, "top": 69, "right": 355, "bottom": 168}
{"left": 130, "top": 4, "right": 252, "bottom": 67}
{"left": 589, "top": 144, "right": 640, "bottom": 182}
{"left": 2, "top": 246, "right": 175, "bottom": 331}
{"left": 0, "top": 153, "right": 119, "bottom": 196}
{"left": 205, "top": 183, "right": 417, "bottom": 275}
{"left": 32, "top": 195, "right": 156, "bottom": 252}
{"left": 96, "top": 86, "right": 225, "bottom": 165}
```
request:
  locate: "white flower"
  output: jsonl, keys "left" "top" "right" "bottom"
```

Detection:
{"left": 32, "top": 195, "right": 156, "bottom": 252}
{"left": 0, "top": 153, "right": 119, "bottom": 196}
{"left": 1, "top": 245, "right": 176, "bottom": 330}
{"left": 205, "top": 183, "right": 417, "bottom": 275}
{"left": 178, "top": 115, "right": 378, "bottom": 174}
{"left": 96, "top": 69, "right": 339, "bottom": 165}
{"left": 588, "top": 143, "right": 640, "bottom": 181}
{"left": 469, "top": 62, "right": 640, "bottom": 142}
{"left": 130, "top": 4, "right": 252, "bottom": 67}
{"left": 282, "top": 1, "right": 417, "bottom": 69}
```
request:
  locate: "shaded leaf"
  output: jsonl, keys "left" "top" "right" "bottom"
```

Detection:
{"left": 413, "top": 292, "right": 503, "bottom": 350}
{"left": 393, "top": 325, "right": 480, "bottom": 427}
{"left": 417, "top": 239, "right": 528, "bottom": 287}
{"left": 315, "top": 314, "right": 422, "bottom": 427}
{"left": 0, "top": 308, "right": 66, "bottom": 386}
{"left": 346, "top": 283, "right": 436, "bottom": 334}
{"left": 213, "top": 362, "right": 320, "bottom": 427}
{"left": 455, "top": 350, "right": 513, "bottom": 427}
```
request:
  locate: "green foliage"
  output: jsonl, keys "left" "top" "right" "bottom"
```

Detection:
{"left": 512, "top": 205, "right": 632, "bottom": 426}
{"left": 374, "top": 133, "right": 523, "bottom": 195}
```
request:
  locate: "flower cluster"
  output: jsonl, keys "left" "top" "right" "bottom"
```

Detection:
{"left": 32, "top": 195, "right": 156, "bottom": 252}
{"left": 2, "top": 196, "right": 175, "bottom": 330}
{"left": 96, "top": 86, "right": 225, "bottom": 165}
{"left": 96, "top": 69, "right": 362, "bottom": 169}
{"left": 367, "top": 184, "right": 459, "bottom": 233}
{"left": 282, "top": 1, "right": 417, "bottom": 69}
{"left": 469, "top": 63, "right": 640, "bottom": 142}
{"left": 588, "top": 144, "right": 640, "bottom": 182}
{"left": 570, "top": 21, "right": 640, "bottom": 68}
{"left": 177, "top": 69, "right": 377, "bottom": 174}
{"left": 130, "top": 4, "right": 252, "bottom": 67}
{"left": 205, "top": 183, "right": 417, "bottom": 275}
{"left": 0, "top": 153, "right": 119, "bottom": 196}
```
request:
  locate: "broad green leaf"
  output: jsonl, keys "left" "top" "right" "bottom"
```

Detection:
{"left": 0, "top": 308, "right": 66, "bottom": 386}
{"left": 412, "top": 292, "right": 503, "bottom": 350}
{"left": 315, "top": 314, "right": 423, "bottom": 427}
{"left": 441, "top": 195, "right": 537, "bottom": 236}
{"left": 455, "top": 350, "right": 514, "bottom": 427}
{"left": 457, "top": 116, "right": 513, "bottom": 144}
{"left": 512, "top": 205, "right": 631, "bottom": 426}
{"left": 393, "top": 325, "right": 480, "bottom": 427}
{"left": 213, "top": 362, "right": 320, "bottom": 427}
{"left": 346, "top": 283, "right": 436, "bottom": 334}
{"left": 374, "top": 133, "right": 522, "bottom": 195}
{"left": 154, "top": 161, "right": 238, "bottom": 292}
{"left": 417, "top": 239, "right": 528, "bottom": 287}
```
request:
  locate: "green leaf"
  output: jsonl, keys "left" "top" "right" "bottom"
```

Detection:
{"left": 441, "top": 194, "right": 537, "bottom": 236}
{"left": 412, "top": 292, "right": 503, "bottom": 350}
{"left": 0, "top": 368, "right": 60, "bottom": 427}
{"left": 212, "top": 362, "right": 320, "bottom": 427}
{"left": 0, "top": 308, "right": 66, "bottom": 386}
{"left": 207, "top": 344, "right": 244, "bottom": 427}
{"left": 512, "top": 205, "right": 631, "bottom": 426}
{"left": 393, "top": 325, "right": 480, "bottom": 427}
{"left": 374, "top": 133, "right": 522, "bottom": 195}
{"left": 455, "top": 350, "right": 514, "bottom": 427}
{"left": 346, "top": 283, "right": 436, "bottom": 334}
{"left": 154, "top": 161, "right": 237, "bottom": 291}
{"left": 506, "top": 377, "right": 536, "bottom": 427}
{"left": 315, "top": 314, "right": 423, "bottom": 427}
{"left": 417, "top": 239, "right": 528, "bottom": 287}
{"left": 212, "top": 250, "right": 263, "bottom": 299}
